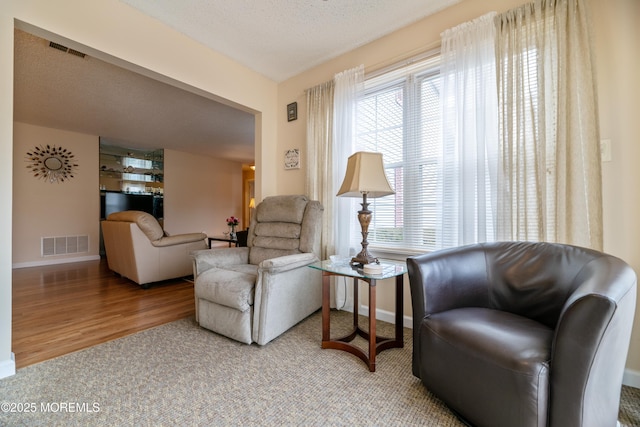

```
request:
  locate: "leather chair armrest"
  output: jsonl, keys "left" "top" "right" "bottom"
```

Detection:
{"left": 408, "top": 245, "right": 493, "bottom": 379}
{"left": 151, "top": 232, "right": 207, "bottom": 247}
{"left": 549, "top": 256, "right": 637, "bottom": 426}
{"left": 408, "top": 245, "right": 491, "bottom": 317}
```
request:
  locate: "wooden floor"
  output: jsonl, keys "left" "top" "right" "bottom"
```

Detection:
{"left": 12, "top": 258, "right": 195, "bottom": 369}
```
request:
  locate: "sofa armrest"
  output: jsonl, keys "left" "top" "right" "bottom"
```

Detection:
{"left": 258, "top": 252, "right": 319, "bottom": 274}
{"left": 152, "top": 232, "right": 207, "bottom": 247}
{"left": 191, "top": 247, "right": 250, "bottom": 277}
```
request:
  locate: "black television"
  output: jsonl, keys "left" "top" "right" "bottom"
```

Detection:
{"left": 102, "top": 192, "right": 156, "bottom": 219}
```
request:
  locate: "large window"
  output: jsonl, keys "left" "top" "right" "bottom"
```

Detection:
{"left": 355, "top": 57, "right": 442, "bottom": 253}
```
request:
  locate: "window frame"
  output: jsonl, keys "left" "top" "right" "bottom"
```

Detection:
{"left": 351, "top": 54, "right": 443, "bottom": 258}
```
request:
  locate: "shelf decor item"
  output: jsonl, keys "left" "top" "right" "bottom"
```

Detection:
{"left": 226, "top": 216, "right": 239, "bottom": 239}
{"left": 26, "top": 144, "right": 78, "bottom": 184}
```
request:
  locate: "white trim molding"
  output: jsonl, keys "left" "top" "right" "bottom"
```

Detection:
{"left": 0, "top": 353, "right": 16, "bottom": 379}
{"left": 12, "top": 254, "right": 100, "bottom": 269}
{"left": 362, "top": 304, "right": 413, "bottom": 329}
{"left": 623, "top": 368, "right": 640, "bottom": 389}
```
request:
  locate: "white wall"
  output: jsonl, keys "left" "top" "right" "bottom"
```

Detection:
{"left": 0, "top": 10, "right": 16, "bottom": 379}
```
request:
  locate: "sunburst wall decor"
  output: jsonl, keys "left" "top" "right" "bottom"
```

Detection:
{"left": 26, "top": 145, "right": 78, "bottom": 183}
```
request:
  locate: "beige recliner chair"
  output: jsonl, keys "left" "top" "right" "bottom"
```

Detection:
{"left": 191, "top": 195, "right": 323, "bottom": 345}
{"left": 102, "top": 210, "right": 207, "bottom": 288}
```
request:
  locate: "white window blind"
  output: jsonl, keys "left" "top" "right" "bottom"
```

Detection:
{"left": 355, "top": 56, "right": 442, "bottom": 252}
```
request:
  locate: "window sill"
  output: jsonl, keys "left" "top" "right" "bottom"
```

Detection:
{"left": 368, "top": 246, "right": 431, "bottom": 262}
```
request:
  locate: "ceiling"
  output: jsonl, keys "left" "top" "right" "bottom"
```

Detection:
{"left": 118, "top": 0, "right": 459, "bottom": 82}
{"left": 14, "top": 0, "right": 459, "bottom": 162}
{"left": 14, "top": 29, "right": 257, "bottom": 163}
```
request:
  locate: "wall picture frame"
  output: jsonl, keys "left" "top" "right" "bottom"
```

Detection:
{"left": 287, "top": 102, "right": 297, "bottom": 122}
{"left": 284, "top": 148, "right": 300, "bottom": 170}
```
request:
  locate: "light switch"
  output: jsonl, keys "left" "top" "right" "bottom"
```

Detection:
{"left": 601, "top": 139, "right": 612, "bottom": 162}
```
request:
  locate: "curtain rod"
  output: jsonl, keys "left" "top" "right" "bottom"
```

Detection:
{"left": 364, "top": 41, "right": 441, "bottom": 79}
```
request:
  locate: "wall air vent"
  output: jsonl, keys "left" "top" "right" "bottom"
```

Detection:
{"left": 42, "top": 235, "right": 89, "bottom": 257}
{"left": 48, "top": 41, "right": 87, "bottom": 58}
{"left": 67, "top": 49, "right": 86, "bottom": 59}
{"left": 49, "top": 41, "right": 68, "bottom": 52}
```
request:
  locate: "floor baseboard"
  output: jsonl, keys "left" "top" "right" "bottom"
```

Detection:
{"left": 623, "top": 368, "right": 640, "bottom": 389}
{"left": 0, "top": 353, "right": 16, "bottom": 379}
{"left": 13, "top": 255, "right": 101, "bottom": 269}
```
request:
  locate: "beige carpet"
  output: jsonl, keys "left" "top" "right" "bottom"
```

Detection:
{"left": 1, "top": 310, "right": 638, "bottom": 426}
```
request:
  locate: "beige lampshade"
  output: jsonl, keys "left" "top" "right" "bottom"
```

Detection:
{"left": 337, "top": 151, "right": 395, "bottom": 198}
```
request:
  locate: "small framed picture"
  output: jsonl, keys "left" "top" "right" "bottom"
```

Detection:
{"left": 284, "top": 149, "right": 300, "bottom": 170}
{"left": 287, "top": 102, "right": 297, "bottom": 122}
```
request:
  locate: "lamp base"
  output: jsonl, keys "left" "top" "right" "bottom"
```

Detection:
{"left": 350, "top": 251, "right": 378, "bottom": 267}
{"left": 349, "top": 192, "right": 378, "bottom": 267}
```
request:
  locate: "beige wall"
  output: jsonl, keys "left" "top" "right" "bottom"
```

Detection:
{"left": 276, "top": 0, "right": 531, "bottom": 325}
{"left": 11, "top": 125, "right": 245, "bottom": 266}
{"left": 1, "top": 0, "right": 279, "bottom": 378}
{"left": 1, "top": 0, "right": 638, "bottom": 385}
{"left": 276, "top": 0, "right": 640, "bottom": 383}
{"left": 163, "top": 149, "right": 244, "bottom": 237}
{"left": 276, "top": 0, "right": 529, "bottom": 337}
{"left": 593, "top": 0, "right": 640, "bottom": 378}
{"left": 12, "top": 123, "right": 101, "bottom": 266}
{"left": 276, "top": 0, "right": 521, "bottom": 195}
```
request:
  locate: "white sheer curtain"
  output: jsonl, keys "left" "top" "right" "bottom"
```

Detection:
{"left": 333, "top": 65, "right": 364, "bottom": 260}
{"left": 306, "top": 80, "right": 334, "bottom": 260}
{"left": 305, "top": 65, "right": 363, "bottom": 309}
{"left": 495, "top": 0, "right": 603, "bottom": 249}
{"left": 439, "top": 13, "right": 499, "bottom": 247}
{"left": 332, "top": 64, "right": 364, "bottom": 309}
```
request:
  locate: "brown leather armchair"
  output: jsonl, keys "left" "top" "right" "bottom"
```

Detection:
{"left": 407, "top": 242, "right": 636, "bottom": 427}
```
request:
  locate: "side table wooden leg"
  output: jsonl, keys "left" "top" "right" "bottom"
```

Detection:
{"left": 395, "top": 274, "right": 403, "bottom": 345}
{"left": 322, "top": 273, "right": 331, "bottom": 343}
{"left": 369, "top": 279, "right": 376, "bottom": 372}
{"left": 353, "top": 277, "right": 359, "bottom": 328}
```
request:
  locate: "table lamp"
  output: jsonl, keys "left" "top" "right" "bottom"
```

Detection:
{"left": 337, "top": 151, "right": 395, "bottom": 266}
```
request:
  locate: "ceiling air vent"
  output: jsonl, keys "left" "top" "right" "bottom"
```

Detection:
{"left": 48, "top": 41, "right": 87, "bottom": 58}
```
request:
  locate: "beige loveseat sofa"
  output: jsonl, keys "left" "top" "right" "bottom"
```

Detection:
{"left": 102, "top": 210, "right": 207, "bottom": 287}
{"left": 191, "top": 195, "right": 323, "bottom": 345}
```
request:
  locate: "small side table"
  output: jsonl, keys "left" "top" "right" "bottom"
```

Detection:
{"left": 208, "top": 236, "right": 238, "bottom": 248}
{"left": 309, "top": 260, "right": 407, "bottom": 372}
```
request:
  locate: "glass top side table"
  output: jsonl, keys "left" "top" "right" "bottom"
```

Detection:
{"left": 309, "top": 259, "right": 407, "bottom": 372}
{"left": 208, "top": 236, "right": 238, "bottom": 248}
